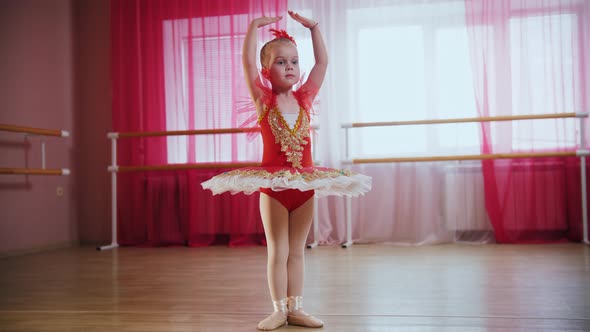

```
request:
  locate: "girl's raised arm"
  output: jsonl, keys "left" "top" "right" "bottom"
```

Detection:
{"left": 288, "top": 10, "right": 328, "bottom": 90}
{"left": 242, "top": 16, "right": 282, "bottom": 102}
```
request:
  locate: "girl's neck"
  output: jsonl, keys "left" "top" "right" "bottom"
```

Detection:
{"left": 272, "top": 85, "right": 293, "bottom": 96}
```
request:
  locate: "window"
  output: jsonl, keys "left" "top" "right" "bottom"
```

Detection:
{"left": 509, "top": 14, "right": 578, "bottom": 150}
{"left": 347, "top": 3, "right": 481, "bottom": 159}
{"left": 345, "top": 3, "right": 580, "bottom": 158}
{"left": 163, "top": 15, "right": 259, "bottom": 164}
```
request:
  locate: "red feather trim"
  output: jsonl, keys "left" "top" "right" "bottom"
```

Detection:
{"left": 269, "top": 28, "right": 297, "bottom": 45}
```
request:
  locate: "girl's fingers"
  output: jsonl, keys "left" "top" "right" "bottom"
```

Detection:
{"left": 288, "top": 10, "right": 314, "bottom": 28}
{"left": 290, "top": 12, "right": 309, "bottom": 24}
{"left": 258, "top": 16, "right": 282, "bottom": 26}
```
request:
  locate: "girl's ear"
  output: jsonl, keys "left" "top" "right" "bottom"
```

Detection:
{"left": 261, "top": 67, "right": 271, "bottom": 80}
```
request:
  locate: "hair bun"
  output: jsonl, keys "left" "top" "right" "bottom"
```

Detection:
{"left": 269, "top": 29, "right": 297, "bottom": 46}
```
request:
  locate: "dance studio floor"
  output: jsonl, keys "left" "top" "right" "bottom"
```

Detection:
{"left": 0, "top": 244, "right": 589, "bottom": 331}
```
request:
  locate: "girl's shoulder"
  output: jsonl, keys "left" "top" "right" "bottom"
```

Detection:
{"left": 293, "top": 79, "right": 320, "bottom": 112}
{"left": 255, "top": 78, "right": 276, "bottom": 109}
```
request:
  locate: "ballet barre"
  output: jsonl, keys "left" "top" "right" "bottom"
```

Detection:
{"left": 339, "top": 112, "right": 589, "bottom": 247}
{"left": 0, "top": 123, "right": 70, "bottom": 176}
{"left": 341, "top": 112, "right": 582, "bottom": 128}
{"left": 0, "top": 168, "right": 70, "bottom": 175}
{"left": 0, "top": 123, "right": 70, "bottom": 137}
{"left": 111, "top": 162, "right": 260, "bottom": 173}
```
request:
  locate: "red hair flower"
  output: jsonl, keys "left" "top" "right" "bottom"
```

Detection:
{"left": 269, "top": 28, "right": 296, "bottom": 45}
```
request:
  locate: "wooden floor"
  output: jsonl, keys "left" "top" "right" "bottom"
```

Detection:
{"left": 1, "top": 244, "right": 589, "bottom": 331}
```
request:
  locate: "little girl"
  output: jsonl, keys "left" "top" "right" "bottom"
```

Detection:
{"left": 202, "top": 10, "right": 371, "bottom": 330}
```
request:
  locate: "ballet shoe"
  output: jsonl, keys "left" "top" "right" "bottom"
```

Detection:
{"left": 257, "top": 298, "right": 288, "bottom": 331}
{"left": 287, "top": 296, "right": 324, "bottom": 328}
{"left": 257, "top": 310, "right": 287, "bottom": 330}
{"left": 287, "top": 311, "right": 324, "bottom": 328}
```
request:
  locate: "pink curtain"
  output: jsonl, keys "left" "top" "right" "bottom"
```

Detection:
{"left": 465, "top": 0, "right": 589, "bottom": 243}
{"left": 110, "top": 0, "right": 286, "bottom": 246}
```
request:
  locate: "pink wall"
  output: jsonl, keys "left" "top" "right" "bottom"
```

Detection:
{"left": 0, "top": 0, "right": 111, "bottom": 255}
{"left": 73, "top": 0, "right": 112, "bottom": 246}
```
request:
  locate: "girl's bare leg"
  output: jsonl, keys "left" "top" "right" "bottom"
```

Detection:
{"left": 286, "top": 197, "right": 324, "bottom": 328}
{"left": 258, "top": 193, "right": 289, "bottom": 330}
{"left": 286, "top": 197, "right": 314, "bottom": 296}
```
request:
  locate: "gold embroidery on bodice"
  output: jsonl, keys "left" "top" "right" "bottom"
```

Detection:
{"left": 260, "top": 106, "right": 310, "bottom": 168}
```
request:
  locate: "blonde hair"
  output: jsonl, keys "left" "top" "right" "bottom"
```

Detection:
{"left": 260, "top": 38, "right": 297, "bottom": 69}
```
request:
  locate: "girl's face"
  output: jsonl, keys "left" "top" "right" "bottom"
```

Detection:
{"left": 267, "top": 43, "right": 300, "bottom": 89}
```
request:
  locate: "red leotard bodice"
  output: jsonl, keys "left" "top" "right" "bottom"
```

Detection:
{"left": 256, "top": 79, "right": 318, "bottom": 169}
{"left": 258, "top": 107, "right": 313, "bottom": 169}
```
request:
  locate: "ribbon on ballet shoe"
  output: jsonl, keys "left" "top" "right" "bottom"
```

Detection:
{"left": 287, "top": 295, "right": 303, "bottom": 311}
{"left": 273, "top": 297, "right": 288, "bottom": 314}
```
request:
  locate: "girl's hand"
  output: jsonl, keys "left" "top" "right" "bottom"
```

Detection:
{"left": 288, "top": 10, "right": 317, "bottom": 29}
{"left": 252, "top": 16, "right": 282, "bottom": 28}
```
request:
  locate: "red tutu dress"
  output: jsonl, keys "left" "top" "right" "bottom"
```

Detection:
{"left": 201, "top": 79, "right": 371, "bottom": 211}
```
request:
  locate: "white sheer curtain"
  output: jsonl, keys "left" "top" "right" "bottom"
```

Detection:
{"left": 288, "top": 0, "right": 494, "bottom": 245}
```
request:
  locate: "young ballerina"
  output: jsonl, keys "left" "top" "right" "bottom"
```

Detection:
{"left": 202, "top": 10, "right": 371, "bottom": 330}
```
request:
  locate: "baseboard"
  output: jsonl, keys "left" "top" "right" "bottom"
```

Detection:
{"left": 0, "top": 241, "right": 79, "bottom": 258}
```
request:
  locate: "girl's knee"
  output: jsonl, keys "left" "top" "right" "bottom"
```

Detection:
{"left": 287, "top": 249, "right": 304, "bottom": 261}
{"left": 269, "top": 247, "right": 289, "bottom": 265}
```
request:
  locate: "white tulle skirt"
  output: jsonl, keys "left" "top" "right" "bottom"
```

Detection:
{"left": 201, "top": 166, "right": 372, "bottom": 198}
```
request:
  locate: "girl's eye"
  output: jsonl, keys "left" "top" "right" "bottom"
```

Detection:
{"left": 277, "top": 60, "right": 284, "bottom": 65}
{"left": 292, "top": 61, "right": 298, "bottom": 65}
